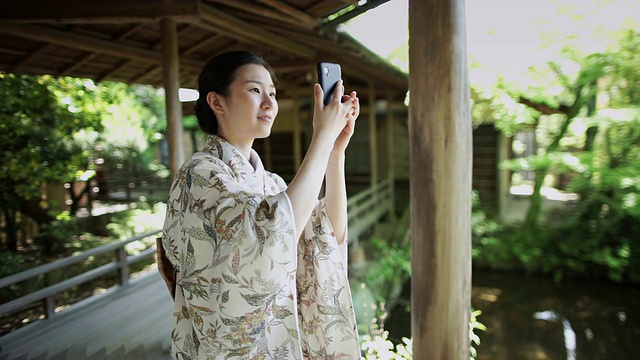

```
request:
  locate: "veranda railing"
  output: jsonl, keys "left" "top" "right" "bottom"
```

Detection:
{"left": 0, "top": 179, "right": 393, "bottom": 323}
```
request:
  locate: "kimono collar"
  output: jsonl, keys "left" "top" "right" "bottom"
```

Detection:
{"left": 204, "top": 135, "right": 267, "bottom": 192}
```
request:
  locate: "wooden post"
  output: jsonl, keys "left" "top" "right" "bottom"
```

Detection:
{"left": 386, "top": 95, "right": 395, "bottom": 216}
{"left": 117, "top": 247, "right": 129, "bottom": 286}
{"left": 369, "top": 82, "right": 378, "bottom": 188}
{"left": 293, "top": 97, "right": 302, "bottom": 171}
{"left": 161, "top": 18, "right": 184, "bottom": 181}
{"left": 409, "top": 0, "right": 472, "bottom": 358}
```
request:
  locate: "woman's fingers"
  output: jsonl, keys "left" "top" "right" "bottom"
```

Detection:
{"left": 314, "top": 83, "right": 324, "bottom": 110}
{"left": 312, "top": 80, "right": 361, "bottom": 143}
{"left": 332, "top": 80, "right": 344, "bottom": 104}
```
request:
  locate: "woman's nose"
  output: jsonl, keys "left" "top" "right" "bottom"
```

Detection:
{"left": 262, "top": 95, "right": 275, "bottom": 109}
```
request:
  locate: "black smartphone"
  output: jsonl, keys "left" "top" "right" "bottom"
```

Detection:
{"left": 317, "top": 62, "right": 341, "bottom": 106}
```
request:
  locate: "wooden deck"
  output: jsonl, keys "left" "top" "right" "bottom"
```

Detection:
{"left": 0, "top": 270, "right": 173, "bottom": 360}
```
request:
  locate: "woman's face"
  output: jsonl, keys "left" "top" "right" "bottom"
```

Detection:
{"left": 213, "top": 64, "right": 278, "bottom": 146}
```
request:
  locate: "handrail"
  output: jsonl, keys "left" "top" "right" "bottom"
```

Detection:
{"left": 0, "top": 229, "right": 160, "bottom": 289}
{"left": 0, "top": 180, "right": 393, "bottom": 324}
{"left": 0, "top": 229, "right": 161, "bottom": 318}
{"left": 347, "top": 179, "right": 392, "bottom": 245}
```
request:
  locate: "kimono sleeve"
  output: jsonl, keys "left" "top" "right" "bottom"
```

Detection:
{"left": 162, "top": 157, "right": 302, "bottom": 358}
{"left": 296, "top": 199, "right": 360, "bottom": 358}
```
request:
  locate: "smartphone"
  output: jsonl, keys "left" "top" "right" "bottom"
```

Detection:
{"left": 317, "top": 62, "right": 341, "bottom": 106}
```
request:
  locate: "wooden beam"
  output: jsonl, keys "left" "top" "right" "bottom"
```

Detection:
{"left": 255, "top": 0, "right": 319, "bottom": 27}
{"left": 8, "top": 43, "right": 50, "bottom": 73}
{"left": 261, "top": 26, "right": 407, "bottom": 90}
{"left": 182, "top": 33, "right": 226, "bottom": 56}
{"left": 0, "top": 0, "right": 200, "bottom": 23}
{"left": 320, "top": 0, "right": 391, "bottom": 28}
{"left": 131, "top": 66, "right": 163, "bottom": 85}
{"left": 60, "top": 25, "right": 145, "bottom": 76}
{"left": 409, "top": 0, "right": 472, "bottom": 358}
{"left": 196, "top": 5, "right": 316, "bottom": 59}
{"left": 209, "top": 0, "right": 317, "bottom": 29}
{"left": 0, "top": 24, "right": 204, "bottom": 71}
{"left": 60, "top": 52, "right": 96, "bottom": 76}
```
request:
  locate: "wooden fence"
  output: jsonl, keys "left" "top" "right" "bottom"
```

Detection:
{"left": 0, "top": 180, "right": 393, "bottom": 323}
{"left": 0, "top": 229, "right": 161, "bottom": 319}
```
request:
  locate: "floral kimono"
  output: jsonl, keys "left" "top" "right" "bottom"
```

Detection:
{"left": 162, "top": 135, "right": 360, "bottom": 359}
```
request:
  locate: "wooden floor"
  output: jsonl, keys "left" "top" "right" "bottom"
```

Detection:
{"left": 0, "top": 271, "right": 174, "bottom": 360}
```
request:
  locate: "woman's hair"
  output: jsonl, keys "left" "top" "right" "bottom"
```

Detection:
{"left": 194, "top": 50, "right": 274, "bottom": 135}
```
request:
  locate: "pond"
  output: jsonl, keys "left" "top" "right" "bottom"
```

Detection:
{"left": 380, "top": 271, "right": 640, "bottom": 359}
{"left": 472, "top": 271, "right": 640, "bottom": 360}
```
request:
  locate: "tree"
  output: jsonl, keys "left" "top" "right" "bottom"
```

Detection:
{"left": 0, "top": 73, "right": 102, "bottom": 251}
{"left": 0, "top": 73, "right": 168, "bottom": 253}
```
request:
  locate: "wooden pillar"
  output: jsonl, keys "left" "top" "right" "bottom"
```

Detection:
{"left": 386, "top": 95, "right": 395, "bottom": 216}
{"left": 498, "top": 133, "right": 511, "bottom": 221}
{"left": 409, "top": 0, "right": 472, "bottom": 358}
{"left": 161, "top": 18, "right": 184, "bottom": 181}
{"left": 293, "top": 97, "right": 302, "bottom": 171}
{"left": 369, "top": 82, "right": 378, "bottom": 188}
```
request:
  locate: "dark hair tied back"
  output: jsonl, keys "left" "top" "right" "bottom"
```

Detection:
{"left": 194, "top": 50, "right": 273, "bottom": 135}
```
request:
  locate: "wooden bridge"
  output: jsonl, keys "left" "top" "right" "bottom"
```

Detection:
{"left": 0, "top": 180, "right": 392, "bottom": 360}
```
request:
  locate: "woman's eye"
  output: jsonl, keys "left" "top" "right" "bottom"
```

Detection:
{"left": 270, "top": 92, "right": 276, "bottom": 98}
{"left": 251, "top": 88, "right": 260, "bottom": 93}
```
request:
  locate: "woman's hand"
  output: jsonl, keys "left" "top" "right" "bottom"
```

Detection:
{"left": 312, "top": 80, "right": 357, "bottom": 145}
{"left": 285, "top": 81, "right": 357, "bottom": 241}
{"left": 332, "top": 91, "right": 359, "bottom": 155}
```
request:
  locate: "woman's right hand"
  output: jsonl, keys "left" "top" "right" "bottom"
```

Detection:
{"left": 312, "top": 80, "right": 357, "bottom": 144}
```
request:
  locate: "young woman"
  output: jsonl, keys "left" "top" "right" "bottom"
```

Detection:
{"left": 159, "top": 50, "right": 361, "bottom": 359}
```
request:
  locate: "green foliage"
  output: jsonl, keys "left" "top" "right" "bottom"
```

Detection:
{"left": 361, "top": 333, "right": 412, "bottom": 360}
{"left": 470, "top": 309, "right": 487, "bottom": 360}
{"left": 363, "top": 208, "right": 411, "bottom": 322}
{"left": 546, "top": 112, "right": 640, "bottom": 282}
{"left": 474, "top": 110, "right": 640, "bottom": 283}
{"left": 1, "top": 71, "right": 169, "bottom": 252}
{"left": 608, "top": 30, "right": 640, "bottom": 105}
{"left": 0, "top": 73, "right": 100, "bottom": 201}
{"left": 471, "top": 191, "right": 508, "bottom": 269}
{"left": 0, "top": 252, "right": 25, "bottom": 301}
{"left": 105, "top": 202, "right": 165, "bottom": 240}
{"left": 360, "top": 309, "right": 486, "bottom": 360}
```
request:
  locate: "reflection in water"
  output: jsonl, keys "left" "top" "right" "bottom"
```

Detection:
{"left": 382, "top": 271, "right": 640, "bottom": 359}
{"left": 471, "top": 271, "right": 640, "bottom": 360}
{"left": 533, "top": 311, "right": 576, "bottom": 360}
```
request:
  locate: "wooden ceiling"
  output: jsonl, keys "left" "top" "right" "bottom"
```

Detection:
{"left": 0, "top": 0, "right": 407, "bottom": 101}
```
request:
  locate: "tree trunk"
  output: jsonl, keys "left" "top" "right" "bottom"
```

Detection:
{"left": 524, "top": 168, "right": 546, "bottom": 228}
{"left": 520, "top": 84, "right": 584, "bottom": 227}
{"left": 3, "top": 208, "right": 18, "bottom": 252}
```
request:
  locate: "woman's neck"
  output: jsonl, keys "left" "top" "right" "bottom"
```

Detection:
{"left": 218, "top": 134, "right": 252, "bottom": 161}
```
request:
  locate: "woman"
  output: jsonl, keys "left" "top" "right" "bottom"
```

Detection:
{"left": 159, "top": 50, "right": 361, "bottom": 359}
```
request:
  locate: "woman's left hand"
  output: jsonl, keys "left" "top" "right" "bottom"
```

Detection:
{"left": 333, "top": 91, "right": 360, "bottom": 154}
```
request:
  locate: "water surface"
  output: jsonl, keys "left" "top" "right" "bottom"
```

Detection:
{"left": 472, "top": 271, "right": 640, "bottom": 360}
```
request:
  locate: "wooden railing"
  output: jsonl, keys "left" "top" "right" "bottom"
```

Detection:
{"left": 0, "top": 229, "right": 161, "bottom": 319}
{"left": 0, "top": 180, "right": 393, "bottom": 323}
{"left": 347, "top": 178, "right": 393, "bottom": 246}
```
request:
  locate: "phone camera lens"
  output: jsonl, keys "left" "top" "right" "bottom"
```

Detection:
{"left": 323, "top": 66, "right": 329, "bottom": 76}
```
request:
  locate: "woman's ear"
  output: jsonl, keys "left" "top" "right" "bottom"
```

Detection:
{"left": 207, "top": 92, "right": 224, "bottom": 115}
